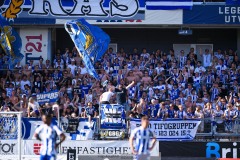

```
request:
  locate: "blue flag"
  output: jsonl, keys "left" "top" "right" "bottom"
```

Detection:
{"left": 65, "top": 19, "right": 110, "bottom": 79}
{"left": 0, "top": 15, "right": 24, "bottom": 69}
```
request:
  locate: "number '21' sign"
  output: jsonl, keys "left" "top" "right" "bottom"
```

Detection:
{"left": 20, "top": 29, "right": 49, "bottom": 65}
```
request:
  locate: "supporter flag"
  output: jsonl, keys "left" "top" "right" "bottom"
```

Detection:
{"left": 146, "top": 0, "right": 193, "bottom": 10}
{"left": 226, "top": 0, "right": 240, "bottom": 5}
{"left": 0, "top": 15, "right": 24, "bottom": 69}
{"left": 65, "top": 19, "right": 110, "bottom": 79}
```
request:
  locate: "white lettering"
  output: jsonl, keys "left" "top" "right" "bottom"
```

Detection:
{"left": 222, "top": 148, "right": 231, "bottom": 158}
{"left": 233, "top": 148, "right": 237, "bottom": 158}
{"left": 233, "top": 142, "right": 237, "bottom": 158}
{"left": 29, "top": 0, "right": 140, "bottom": 18}
{"left": 231, "top": 7, "right": 236, "bottom": 14}
{"left": 225, "top": 7, "right": 230, "bottom": 14}
{"left": 30, "top": 0, "right": 67, "bottom": 15}
{"left": 111, "top": 0, "right": 139, "bottom": 17}
{"left": 231, "top": 7, "right": 237, "bottom": 14}
{"left": 225, "top": 16, "right": 230, "bottom": 23}
{"left": 219, "top": 7, "right": 223, "bottom": 14}
{"left": 232, "top": 15, "right": 237, "bottom": 23}
{"left": 219, "top": 7, "right": 240, "bottom": 15}
{"left": 71, "top": 0, "right": 107, "bottom": 16}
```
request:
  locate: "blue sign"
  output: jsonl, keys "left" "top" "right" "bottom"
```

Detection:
{"left": 36, "top": 91, "right": 59, "bottom": 104}
{"left": 183, "top": 5, "right": 240, "bottom": 24}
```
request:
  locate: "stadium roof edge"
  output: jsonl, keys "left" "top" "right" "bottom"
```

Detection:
{"left": 12, "top": 24, "right": 240, "bottom": 29}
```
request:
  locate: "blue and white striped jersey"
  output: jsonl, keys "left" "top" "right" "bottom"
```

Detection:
{"left": 130, "top": 126, "right": 154, "bottom": 154}
{"left": 35, "top": 124, "right": 62, "bottom": 156}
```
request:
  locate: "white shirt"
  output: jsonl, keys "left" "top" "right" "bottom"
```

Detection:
{"left": 203, "top": 54, "right": 212, "bottom": 67}
{"left": 35, "top": 124, "right": 62, "bottom": 156}
{"left": 67, "top": 64, "right": 76, "bottom": 76}
{"left": 28, "top": 101, "right": 40, "bottom": 111}
{"left": 101, "top": 91, "right": 114, "bottom": 102}
{"left": 195, "top": 66, "right": 206, "bottom": 73}
{"left": 155, "top": 67, "right": 164, "bottom": 74}
{"left": 20, "top": 80, "right": 31, "bottom": 91}
{"left": 80, "top": 67, "right": 88, "bottom": 75}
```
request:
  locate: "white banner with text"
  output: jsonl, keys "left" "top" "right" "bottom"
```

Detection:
{"left": 130, "top": 119, "right": 201, "bottom": 141}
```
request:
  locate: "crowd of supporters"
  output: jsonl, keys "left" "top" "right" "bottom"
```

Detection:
{"left": 0, "top": 47, "right": 240, "bottom": 133}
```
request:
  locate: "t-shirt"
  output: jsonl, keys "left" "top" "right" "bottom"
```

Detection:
{"left": 34, "top": 124, "right": 62, "bottom": 156}
{"left": 115, "top": 88, "right": 127, "bottom": 104}
{"left": 101, "top": 91, "right": 114, "bottom": 102}
{"left": 130, "top": 126, "right": 154, "bottom": 154}
{"left": 28, "top": 101, "right": 40, "bottom": 111}
{"left": 80, "top": 85, "right": 91, "bottom": 98}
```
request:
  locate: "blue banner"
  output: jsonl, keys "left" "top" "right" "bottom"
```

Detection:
{"left": 36, "top": 91, "right": 59, "bottom": 104}
{"left": 183, "top": 5, "right": 240, "bottom": 24}
{"left": 0, "top": 116, "right": 18, "bottom": 139}
{"left": 100, "top": 104, "right": 126, "bottom": 129}
{"left": 65, "top": 19, "right": 110, "bottom": 79}
{"left": 0, "top": 117, "right": 97, "bottom": 140}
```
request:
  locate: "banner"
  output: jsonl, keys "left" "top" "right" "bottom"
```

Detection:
{"left": 20, "top": 28, "right": 50, "bottom": 65}
{"left": 0, "top": 117, "right": 95, "bottom": 140}
{"left": 56, "top": 10, "right": 183, "bottom": 25}
{"left": 60, "top": 140, "right": 159, "bottom": 157}
{"left": 61, "top": 118, "right": 97, "bottom": 140}
{"left": 36, "top": 91, "right": 59, "bottom": 104}
{"left": 0, "top": 117, "right": 18, "bottom": 139}
{"left": 146, "top": 0, "right": 193, "bottom": 10}
{"left": 0, "top": 140, "right": 18, "bottom": 155}
{"left": 183, "top": 5, "right": 240, "bottom": 24}
{"left": 0, "top": 0, "right": 145, "bottom": 22}
{"left": 100, "top": 104, "right": 126, "bottom": 129}
{"left": 22, "top": 118, "right": 58, "bottom": 139}
{"left": 159, "top": 141, "right": 240, "bottom": 158}
{"left": 130, "top": 119, "right": 201, "bottom": 141}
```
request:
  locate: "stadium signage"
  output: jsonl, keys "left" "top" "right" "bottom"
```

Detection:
{"left": 219, "top": 7, "right": 240, "bottom": 23}
{"left": 159, "top": 142, "right": 240, "bottom": 158}
{"left": 20, "top": 28, "right": 50, "bottom": 66}
{"left": 62, "top": 146, "right": 130, "bottom": 155}
{"left": 183, "top": 5, "right": 240, "bottom": 24}
{"left": 0, "top": 141, "right": 17, "bottom": 155}
{"left": 206, "top": 142, "right": 240, "bottom": 158}
{"left": 130, "top": 119, "right": 201, "bottom": 140}
{"left": 1, "top": 0, "right": 145, "bottom": 20}
{"left": 60, "top": 141, "right": 159, "bottom": 156}
{"left": 0, "top": 143, "right": 15, "bottom": 154}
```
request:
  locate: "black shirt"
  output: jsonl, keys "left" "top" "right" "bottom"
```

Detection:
{"left": 115, "top": 88, "right": 127, "bottom": 105}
